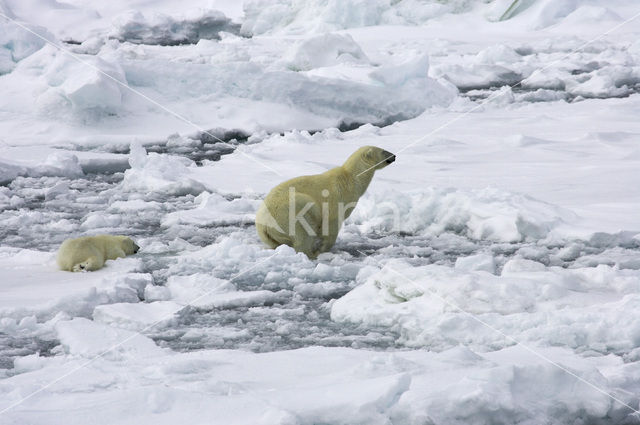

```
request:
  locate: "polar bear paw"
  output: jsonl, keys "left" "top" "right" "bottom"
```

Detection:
{"left": 72, "top": 262, "right": 90, "bottom": 272}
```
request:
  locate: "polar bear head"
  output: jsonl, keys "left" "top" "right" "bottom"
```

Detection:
{"left": 345, "top": 146, "right": 396, "bottom": 175}
{"left": 363, "top": 146, "right": 395, "bottom": 170}
{"left": 118, "top": 236, "right": 140, "bottom": 255}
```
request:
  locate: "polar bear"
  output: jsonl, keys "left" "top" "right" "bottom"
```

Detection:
{"left": 256, "top": 146, "right": 395, "bottom": 259}
{"left": 57, "top": 235, "right": 140, "bottom": 272}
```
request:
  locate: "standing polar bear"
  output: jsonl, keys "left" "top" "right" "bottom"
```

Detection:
{"left": 57, "top": 235, "right": 140, "bottom": 272}
{"left": 256, "top": 146, "right": 395, "bottom": 259}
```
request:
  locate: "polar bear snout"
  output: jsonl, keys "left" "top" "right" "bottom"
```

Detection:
{"left": 383, "top": 150, "right": 396, "bottom": 164}
{"left": 133, "top": 243, "right": 140, "bottom": 254}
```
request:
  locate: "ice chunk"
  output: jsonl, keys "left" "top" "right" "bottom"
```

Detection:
{"left": 286, "top": 33, "right": 370, "bottom": 71}
{"left": 501, "top": 257, "right": 547, "bottom": 274}
{"left": 55, "top": 317, "right": 165, "bottom": 359}
{"left": 0, "top": 160, "right": 26, "bottom": 184}
{"left": 476, "top": 44, "right": 522, "bottom": 65}
{"left": 526, "top": 0, "right": 580, "bottom": 30}
{"left": 333, "top": 258, "right": 640, "bottom": 355}
{"left": 110, "top": 9, "right": 240, "bottom": 45}
{"left": 241, "top": 0, "right": 472, "bottom": 35}
{"left": 568, "top": 69, "right": 633, "bottom": 98}
{"left": 455, "top": 253, "right": 496, "bottom": 273}
{"left": 0, "top": 46, "right": 13, "bottom": 74}
{"left": 44, "top": 181, "right": 70, "bottom": 200}
{"left": 0, "top": 13, "right": 49, "bottom": 74}
{"left": 121, "top": 143, "right": 205, "bottom": 196}
{"left": 109, "top": 199, "right": 162, "bottom": 213}
{"left": 348, "top": 187, "right": 573, "bottom": 243}
{"left": 81, "top": 211, "right": 122, "bottom": 229}
{"left": 249, "top": 67, "right": 456, "bottom": 126}
{"left": 166, "top": 273, "right": 288, "bottom": 310}
{"left": 93, "top": 301, "right": 183, "bottom": 331}
{"left": 369, "top": 53, "right": 429, "bottom": 87}
{"left": 194, "top": 290, "right": 288, "bottom": 310}
{"left": 144, "top": 284, "right": 171, "bottom": 302}
{"left": 12, "top": 353, "right": 50, "bottom": 373}
{"left": 36, "top": 152, "right": 84, "bottom": 178}
{"left": 162, "top": 191, "right": 259, "bottom": 227}
{"left": 166, "top": 273, "right": 237, "bottom": 307}
{"left": 391, "top": 346, "right": 615, "bottom": 424}
{"left": 37, "top": 50, "right": 127, "bottom": 118}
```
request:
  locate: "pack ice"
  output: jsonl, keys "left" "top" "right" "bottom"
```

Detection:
{"left": 1, "top": 0, "right": 640, "bottom": 424}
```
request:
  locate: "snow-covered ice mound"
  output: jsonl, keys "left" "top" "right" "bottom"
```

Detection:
{"left": 121, "top": 143, "right": 205, "bottom": 196}
{"left": 432, "top": 38, "right": 640, "bottom": 101}
{"left": 1, "top": 27, "right": 456, "bottom": 136}
{"left": 0, "top": 6, "right": 49, "bottom": 75}
{"left": 0, "top": 151, "right": 85, "bottom": 183}
{"left": 110, "top": 9, "right": 241, "bottom": 45}
{"left": 36, "top": 48, "right": 127, "bottom": 118}
{"left": 241, "top": 0, "right": 477, "bottom": 35}
{"left": 1, "top": 318, "right": 637, "bottom": 425}
{"left": 162, "top": 191, "right": 259, "bottom": 227}
{"left": 0, "top": 247, "right": 147, "bottom": 320}
{"left": 332, "top": 258, "right": 640, "bottom": 355}
{"left": 284, "top": 33, "right": 371, "bottom": 71}
{"left": 517, "top": 0, "right": 623, "bottom": 30}
{"left": 347, "top": 187, "right": 574, "bottom": 243}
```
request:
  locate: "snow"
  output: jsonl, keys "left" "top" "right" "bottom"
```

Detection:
{"left": 56, "top": 317, "right": 166, "bottom": 359}
{"left": 1, "top": 337, "right": 636, "bottom": 424}
{"left": 331, "top": 259, "right": 640, "bottom": 354}
{"left": 0, "top": 247, "right": 144, "bottom": 319}
{"left": 162, "top": 191, "right": 259, "bottom": 227}
{"left": 241, "top": 0, "right": 475, "bottom": 35}
{"left": 0, "top": 5, "right": 49, "bottom": 74}
{"left": 38, "top": 49, "right": 127, "bottom": 117}
{"left": 122, "top": 143, "right": 205, "bottom": 196}
{"left": 285, "top": 33, "right": 370, "bottom": 71}
{"left": 347, "top": 187, "right": 573, "bottom": 243}
{"left": 92, "top": 301, "right": 182, "bottom": 331}
{"left": 2, "top": 0, "right": 640, "bottom": 423}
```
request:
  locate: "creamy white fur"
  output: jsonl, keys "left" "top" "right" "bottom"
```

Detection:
{"left": 256, "top": 146, "right": 394, "bottom": 258}
{"left": 57, "top": 235, "right": 139, "bottom": 272}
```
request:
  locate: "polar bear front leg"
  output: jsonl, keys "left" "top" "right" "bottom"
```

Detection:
{"left": 317, "top": 233, "right": 339, "bottom": 255}
{"left": 290, "top": 193, "right": 324, "bottom": 259}
{"left": 308, "top": 234, "right": 338, "bottom": 259}
{"left": 105, "top": 247, "right": 127, "bottom": 261}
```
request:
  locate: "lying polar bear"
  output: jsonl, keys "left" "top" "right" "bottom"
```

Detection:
{"left": 256, "top": 146, "right": 395, "bottom": 259}
{"left": 57, "top": 234, "right": 140, "bottom": 272}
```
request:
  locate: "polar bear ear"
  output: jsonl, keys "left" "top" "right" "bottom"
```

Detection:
{"left": 364, "top": 147, "right": 375, "bottom": 161}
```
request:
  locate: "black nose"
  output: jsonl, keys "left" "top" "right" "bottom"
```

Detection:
{"left": 384, "top": 151, "right": 396, "bottom": 164}
{"left": 134, "top": 244, "right": 140, "bottom": 253}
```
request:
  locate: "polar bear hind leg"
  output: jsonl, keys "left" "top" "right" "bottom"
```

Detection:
{"left": 72, "top": 256, "right": 103, "bottom": 272}
{"left": 70, "top": 243, "right": 104, "bottom": 271}
{"left": 257, "top": 192, "right": 325, "bottom": 258}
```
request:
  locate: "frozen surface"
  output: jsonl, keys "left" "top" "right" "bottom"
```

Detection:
{"left": 2, "top": 0, "right": 640, "bottom": 423}
{"left": 331, "top": 259, "right": 640, "bottom": 353}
